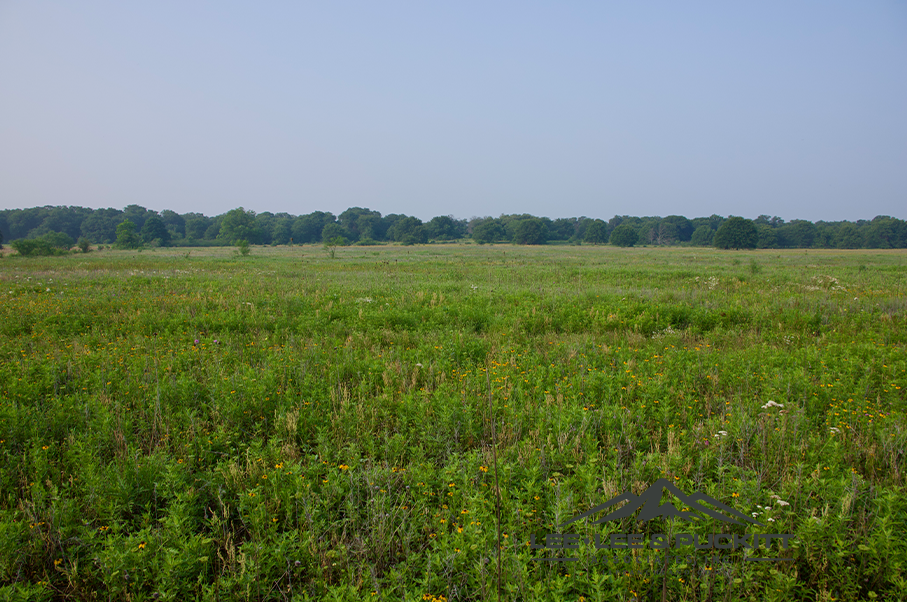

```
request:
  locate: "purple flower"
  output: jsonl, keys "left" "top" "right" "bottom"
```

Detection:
{"left": 214, "top": 339, "right": 219, "bottom": 345}
{"left": 194, "top": 339, "right": 199, "bottom": 345}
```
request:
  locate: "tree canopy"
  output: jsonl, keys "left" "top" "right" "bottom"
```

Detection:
{"left": 713, "top": 217, "right": 758, "bottom": 249}
{"left": 1, "top": 205, "right": 904, "bottom": 250}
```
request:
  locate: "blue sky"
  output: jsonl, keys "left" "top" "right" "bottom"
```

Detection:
{"left": 1, "top": 1, "right": 904, "bottom": 221}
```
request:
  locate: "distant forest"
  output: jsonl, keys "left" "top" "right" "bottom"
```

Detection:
{"left": 1, "top": 205, "right": 906, "bottom": 249}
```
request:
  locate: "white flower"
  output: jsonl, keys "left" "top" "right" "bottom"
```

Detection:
{"left": 765, "top": 506, "right": 771, "bottom": 510}
{"left": 768, "top": 518, "right": 775, "bottom": 522}
{"left": 415, "top": 363, "right": 423, "bottom": 368}
{"left": 830, "top": 427, "right": 841, "bottom": 434}
{"left": 777, "top": 500, "right": 790, "bottom": 507}
{"left": 761, "top": 400, "right": 784, "bottom": 409}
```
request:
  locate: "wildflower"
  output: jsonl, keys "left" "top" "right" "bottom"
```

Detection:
{"left": 194, "top": 339, "right": 199, "bottom": 344}
{"left": 761, "top": 400, "right": 784, "bottom": 409}
{"left": 138, "top": 542, "right": 146, "bottom": 549}
{"left": 777, "top": 500, "right": 790, "bottom": 507}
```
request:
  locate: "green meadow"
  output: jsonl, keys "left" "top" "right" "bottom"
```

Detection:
{"left": 1, "top": 244, "right": 905, "bottom": 601}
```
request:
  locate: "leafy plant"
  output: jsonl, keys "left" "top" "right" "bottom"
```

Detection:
{"left": 323, "top": 235, "right": 347, "bottom": 258}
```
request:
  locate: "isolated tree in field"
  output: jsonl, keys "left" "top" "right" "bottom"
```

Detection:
{"left": 114, "top": 219, "right": 142, "bottom": 249}
{"left": 713, "top": 216, "right": 758, "bottom": 249}
{"left": 583, "top": 219, "right": 608, "bottom": 244}
{"left": 513, "top": 218, "right": 547, "bottom": 245}
{"left": 609, "top": 223, "right": 639, "bottom": 247}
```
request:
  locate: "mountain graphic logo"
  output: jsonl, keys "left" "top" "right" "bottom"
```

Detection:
{"left": 560, "top": 479, "right": 764, "bottom": 528}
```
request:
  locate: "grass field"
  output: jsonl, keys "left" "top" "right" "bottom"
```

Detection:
{"left": 1, "top": 244, "right": 905, "bottom": 601}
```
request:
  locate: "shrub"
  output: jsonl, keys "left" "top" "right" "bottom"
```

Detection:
{"left": 11, "top": 238, "right": 63, "bottom": 257}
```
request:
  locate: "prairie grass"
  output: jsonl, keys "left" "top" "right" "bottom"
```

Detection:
{"left": 0, "top": 244, "right": 904, "bottom": 601}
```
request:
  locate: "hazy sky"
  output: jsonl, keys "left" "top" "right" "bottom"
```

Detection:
{"left": 1, "top": 2, "right": 905, "bottom": 222}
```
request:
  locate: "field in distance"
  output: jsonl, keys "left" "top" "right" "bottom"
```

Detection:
{"left": 1, "top": 244, "right": 905, "bottom": 601}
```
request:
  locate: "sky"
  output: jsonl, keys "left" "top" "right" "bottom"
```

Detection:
{"left": 1, "top": 1, "right": 905, "bottom": 223}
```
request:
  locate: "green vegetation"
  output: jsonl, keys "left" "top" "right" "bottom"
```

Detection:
{"left": 4, "top": 205, "right": 907, "bottom": 250}
{"left": 714, "top": 217, "right": 759, "bottom": 250}
{"left": 0, "top": 245, "right": 905, "bottom": 600}
{"left": 114, "top": 219, "right": 142, "bottom": 250}
{"left": 609, "top": 223, "right": 639, "bottom": 247}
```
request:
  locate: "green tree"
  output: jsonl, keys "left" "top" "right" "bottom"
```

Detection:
{"left": 219, "top": 208, "right": 261, "bottom": 245}
{"left": 756, "top": 223, "right": 777, "bottom": 248}
{"left": 512, "top": 218, "right": 547, "bottom": 245}
{"left": 583, "top": 219, "right": 609, "bottom": 244}
{"left": 835, "top": 222, "right": 864, "bottom": 249}
{"left": 80, "top": 209, "right": 123, "bottom": 244}
{"left": 472, "top": 220, "right": 506, "bottom": 244}
{"left": 713, "top": 216, "right": 758, "bottom": 249}
{"left": 321, "top": 222, "right": 347, "bottom": 243}
{"left": 114, "top": 219, "right": 142, "bottom": 249}
{"left": 292, "top": 212, "right": 335, "bottom": 244}
{"left": 184, "top": 213, "right": 212, "bottom": 240}
{"left": 40, "top": 231, "right": 74, "bottom": 249}
{"left": 387, "top": 216, "right": 426, "bottom": 244}
{"left": 609, "top": 223, "right": 639, "bottom": 247}
{"left": 690, "top": 225, "right": 714, "bottom": 246}
{"left": 141, "top": 214, "right": 171, "bottom": 245}
{"left": 661, "top": 215, "right": 693, "bottom": 241}
{"left": 425, "top": 215, "right": 466, "bottom": 240}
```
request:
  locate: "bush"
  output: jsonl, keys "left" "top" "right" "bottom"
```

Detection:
{"left": 77, "top": 237, "right": 91, "bottom": 253}
{"left": 236, "top": 240, "right": 251, "bottom": 256}
{"left": 11, "top": 238, "right": 64, "bottom": 257}
{"left": 40, "top": 231, "right": 74, "bottom": 249}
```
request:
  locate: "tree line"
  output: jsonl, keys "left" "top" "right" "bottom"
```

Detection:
{"left": 1, "top": 205, "right": 905, "bottom": 251}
